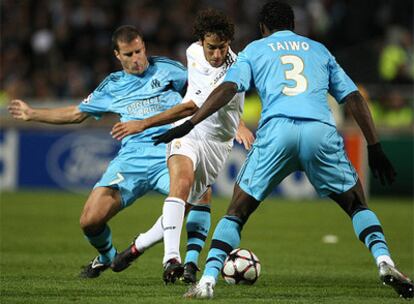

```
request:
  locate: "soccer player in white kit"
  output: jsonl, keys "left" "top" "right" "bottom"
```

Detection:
{"left": 110, "top": 9, "right": 254, "bottom": 283}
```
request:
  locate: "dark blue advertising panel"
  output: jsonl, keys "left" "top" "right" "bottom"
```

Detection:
{"left": 0, "top": 128, "right": 317, "bottom": 198}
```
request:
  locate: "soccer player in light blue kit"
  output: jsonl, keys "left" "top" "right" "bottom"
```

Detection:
{"left": 155, "top": 1, "right": 413, "bottom": 299}
{"left": 8, "top": 25, "right": 213, "bottom": 279}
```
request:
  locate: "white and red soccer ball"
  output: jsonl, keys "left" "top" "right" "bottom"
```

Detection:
{"left": 221, "top": 248, "right": 261, "bottom": 285}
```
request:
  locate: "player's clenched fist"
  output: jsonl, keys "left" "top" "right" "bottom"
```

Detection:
{"left": 111, "top": 120, "right": 146, "bottom": 140}
{"left": 8, "top": 99, "right": 32, "bottom": 121}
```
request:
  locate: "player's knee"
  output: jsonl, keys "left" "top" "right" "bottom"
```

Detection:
{"left": 226, "top": 207, "right": 246, "bottom": 224}
{"left": 226, "top": 185, "right": 261, "bottom": 224}
{"left": 178, "top": 177, "right": 193, "bottom": 190}
{"left": 348, "top": 199, "right": 368, "bottom": 218}
{"left": 227, "top": 201, "right": 258, "bottom": 225}
{"left": 330, "top": 183, "right": 368, "bottom": 218}
{"left": 171, "top": 176, "right": 193, "bottom": 197}
{"left": 79, "top": 211, "right": 106, "bottom": 235}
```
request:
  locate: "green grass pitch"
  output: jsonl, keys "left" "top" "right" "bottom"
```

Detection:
{"left": 1, "top": 191, "right": 412, "bottom": 303}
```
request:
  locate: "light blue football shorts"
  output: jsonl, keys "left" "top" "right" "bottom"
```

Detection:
{"left": 94, "top": 142, "right": 169, "bottom": 208}
{"left": 237, "top": 117, "right": 358, "bottom": 201}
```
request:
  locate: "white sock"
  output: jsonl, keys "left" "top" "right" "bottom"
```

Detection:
{"left": 376, "top": 255, "right": 395, "bottom": 267}
{"left": 135, "top": 215, "right": 164, "bottom": 252}
{"left": 162, "top": 197, "right": 186, "bottom": 264}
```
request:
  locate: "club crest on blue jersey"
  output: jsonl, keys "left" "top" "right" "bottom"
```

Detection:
{"left": 82, "top": 94, "right": 92, "bottom": 104}
{"left": 151, "top": 79, "right": 161, "bottom": 89}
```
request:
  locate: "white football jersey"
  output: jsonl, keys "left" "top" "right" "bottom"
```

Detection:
{"left": 182, "top": 42, "right": 245, "bottom": 141}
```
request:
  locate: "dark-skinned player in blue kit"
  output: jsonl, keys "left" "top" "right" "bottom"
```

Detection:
{"left": 153, "top": 1, "right": 413, "bottom": 299}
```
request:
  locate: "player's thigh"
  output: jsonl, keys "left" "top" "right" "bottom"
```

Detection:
{"left": 150, "top": 164, "right": 170, "bottom": 196}
{"left": 300, "top": 122, "right": 358, "bottom": 197}
{"left": 237, "top": 118, "right": 299, "bottom": 201}
{"left": 168, "top": 154, "right": 195, "bottom": 199}
{"left": 96, "top": 146, "right": 160, "bottom": 208}
{"left": 167, "top": 136, "right": 200, "bottom": 200}
{"left": 194, "top": 137, "right": 232, "bottom": 199}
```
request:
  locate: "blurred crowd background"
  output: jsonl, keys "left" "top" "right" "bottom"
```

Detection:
{"left": 1, "top": 0, "right": 413, "bottom": 129}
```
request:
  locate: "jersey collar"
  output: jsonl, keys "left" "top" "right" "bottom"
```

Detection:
{"left": 270, "top": 30, "right": 294, "bottom": 38}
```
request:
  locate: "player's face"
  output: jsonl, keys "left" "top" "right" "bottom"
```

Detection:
{"left": 202, "top": 33, "right": 230, "bottom": 68}
{"left": 115, "top": 37, "right": 149, "bottom": 75}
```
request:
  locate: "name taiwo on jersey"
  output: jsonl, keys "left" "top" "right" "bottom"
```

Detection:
{"left": 267, "top": 40, "right": 310, "bottom": 51}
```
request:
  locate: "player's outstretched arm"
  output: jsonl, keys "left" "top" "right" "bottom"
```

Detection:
{"left": 8, "top": 99, "right": 89, "bottom": 124}
{"left": 190, "top": 82, "right": 238, "bottom": 125}
{"left": 344, "top": 91, "right": 396, "bottom": 185}
{"left": 152, "top": 82, "right": 238, "bottom": 145}
{"left": 235, "top": 120, "right": 255, "bottom": 150}
{"left": 111, "top": 101, "right": 198, "bottom": 141}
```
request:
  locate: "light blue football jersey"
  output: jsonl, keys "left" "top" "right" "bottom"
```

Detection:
{"left": 79, "top": 56, "right": 187, "bottom": 144}
{"left": 225, "top": 30, "right": 357, "bottom": 127}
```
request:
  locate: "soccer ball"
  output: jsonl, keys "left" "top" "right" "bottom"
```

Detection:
{"left": 221, "top": 248, "right": 261, "bottom": 284}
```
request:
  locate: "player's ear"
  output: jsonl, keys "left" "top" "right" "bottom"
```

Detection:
{"left": 259, "top": 23, "right": 266, "bottom": 36}
{"left": 199, "top": 35, "right": 206, "bottom": 46}
{"left": 114, "top": 49, "right": 120, "bottom": 60}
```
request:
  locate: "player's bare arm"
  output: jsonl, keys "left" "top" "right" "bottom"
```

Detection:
{"left": 235, "top": 120, "right": 255, "bottom": 150}
{"left": 111, "top": 101, "right": 198, "bottom": 140}
{"left": 343, "top": 91, "right": 396, "bottom": 185}
{"left": 8, "top": 99, "right": 89, "bottom": 124}
{"left": 152, "top": 82, "right": 238, "bottom": 145}
{"left": 343, "top": 91, "right": 378, "bottom": 145}
{"left": 190, "top": 82, "right": 238, "bottom": 126}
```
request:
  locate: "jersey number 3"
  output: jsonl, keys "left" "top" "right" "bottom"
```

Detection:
{"left": 280, "top": 55, "right": 307, "bottom": 96}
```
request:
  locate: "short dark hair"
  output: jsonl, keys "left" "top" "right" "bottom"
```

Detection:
{"left": 259, "top": 1, "right": 295, "bottom": 31}
{"left": 112, "top": 25, "right": 143, "bottom": 51}
{"left": 193, "top": 9, "right": 235, "bottom": 41}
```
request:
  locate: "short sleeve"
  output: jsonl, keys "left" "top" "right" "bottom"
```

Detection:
{"left": 183, "top": 74, "right": 204, "bottom": 107}
{"left": 328, "top": 52, "right": 358, "bottom": 103}
{"left": 78, "top": 77, "right": 113, "bottom": 120}
{"left": 224, "top": 50, "right": 253, "bottom": 93}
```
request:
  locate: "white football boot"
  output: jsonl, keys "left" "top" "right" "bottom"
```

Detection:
{"left": 378, "top": 262, "right": 413, "bottom": 299}
{"left": 184, "top": 276, "right": 215, "bottom": 299}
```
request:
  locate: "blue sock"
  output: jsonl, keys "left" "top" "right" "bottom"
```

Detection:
{"left": 352, "top": 209, "right": 391, "bottom": 261}
{"left": 184, "top": 205, "right": 211, "bottom": 266}
{"left": 203, "top": 216, "right": 242, "bottom": 280}
{"left": 84, "top": 225, "right": 116, "bottom": 264}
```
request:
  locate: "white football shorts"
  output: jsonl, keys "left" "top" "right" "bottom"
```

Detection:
{"left": 168, "top": 127, "right": 233, "bottom": 204}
